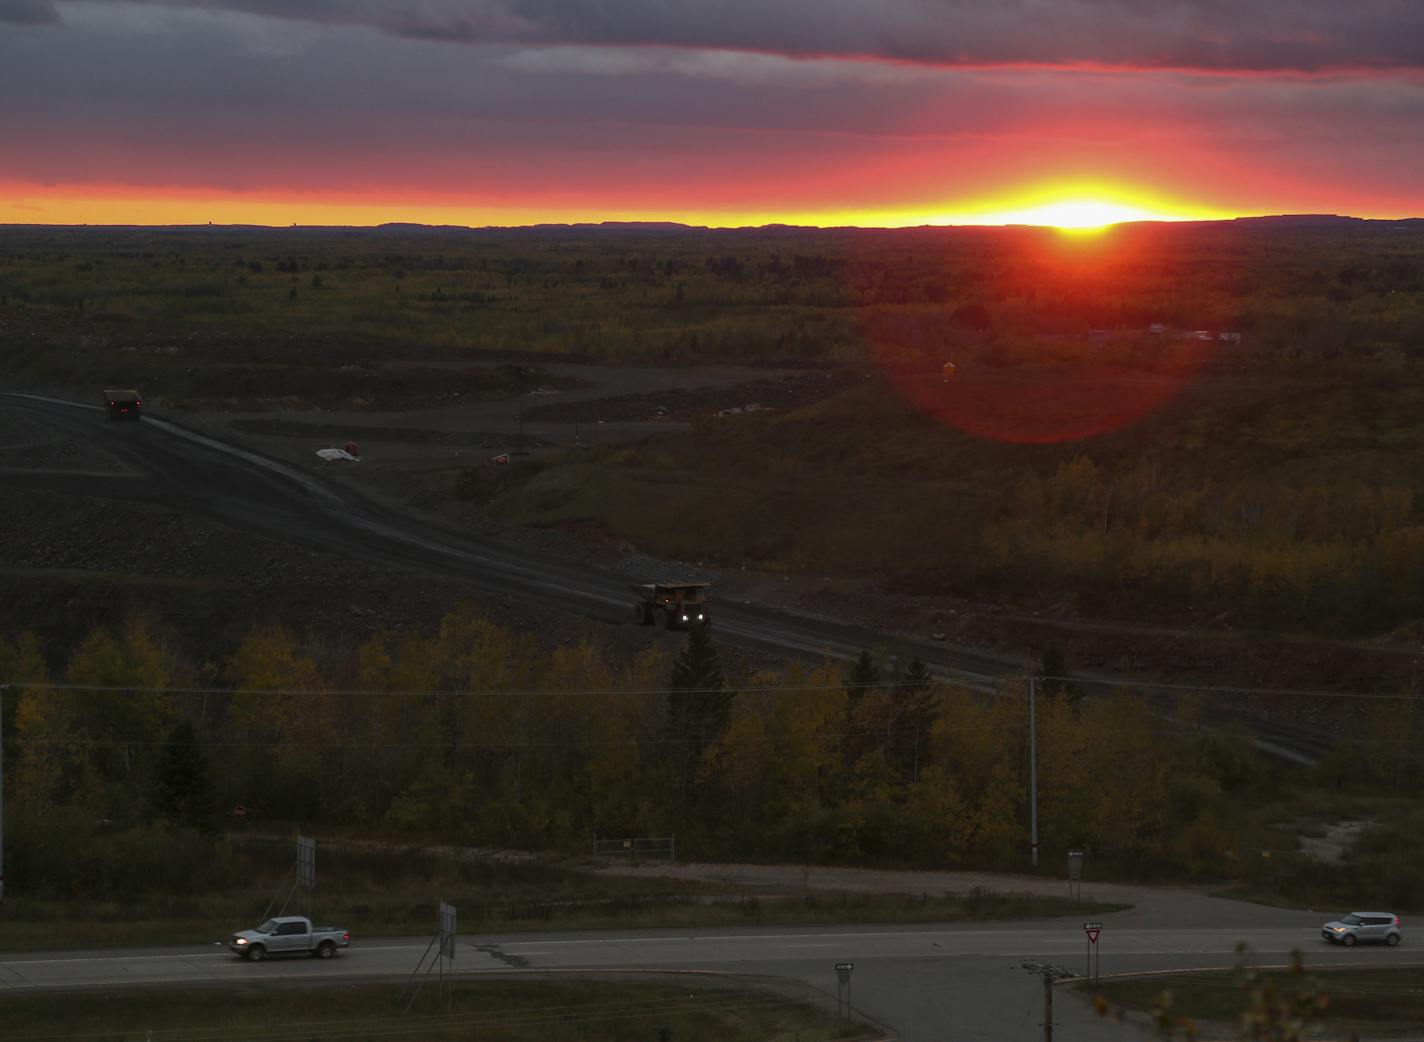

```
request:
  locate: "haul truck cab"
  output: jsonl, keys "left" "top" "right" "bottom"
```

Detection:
{"left": 631, "top": 582, "right": 711, "bottom": 631}
{"left": 104, "top": 389, "right": 142, "bottom": 421}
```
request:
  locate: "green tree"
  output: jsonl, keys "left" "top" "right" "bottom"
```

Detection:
{"left": 848, "top": 650, "right": 880, "bottom": 689}
{"left": 1039, "top": 644, "right": 1078, "bottom": 701}
{"left": 667, "top": 628, "right": 729, "bottom": 806}
{"left": 902, "top": 657, "right": 933, "bottom": 690}
{"left": 61, "top": 619, "right": 175, "bottom": 810}
{"left": 154, "top": 719, "right": 215, "bottom": 831}
{"left": 846, "top": 650, "right": 881, "bottom": 708}
{"left": 671, "top": 626, "right": 724, "bottom": 690}
{"left": 892, "top": 658, "right": 938, "bottom": 782}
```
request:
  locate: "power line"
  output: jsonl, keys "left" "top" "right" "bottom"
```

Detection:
{"left": 0, "top": 677, "right": 952, "bottom": 699}
{"left": 2, "top": 724, "right": 959, "bottom": 751}
{"left": 8, "top": 673, "right": 1424, "bottom": 702}
{"left": 1040, "top": 673, "right": 1424, "bottom": 702}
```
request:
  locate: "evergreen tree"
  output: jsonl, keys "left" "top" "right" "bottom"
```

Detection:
{"left": 155, "top": 719, "right": 215, "bottom": 831}
{"left": 666, "top": 628, "right": 728, "bottom": 804}
{"left": 1039, "top": 644, "right": 1079, "bottom": 701}
{"left": 847, "top": 650, "right": 880, "bottom": 696}
{"left": 893, "top": 657, "right": 937, "bottom": 782}
{"left": 902, "top": 657, "right": 933, "bottom": 691}
{"left": 670, "top": 626, "right": 724, "bottom": 692}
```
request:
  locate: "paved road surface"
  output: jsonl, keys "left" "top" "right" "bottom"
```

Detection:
{"left": 2, "top": 910, "right": 1405, "bottom": 1041}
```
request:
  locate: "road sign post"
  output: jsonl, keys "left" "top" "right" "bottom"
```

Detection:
{"left": 1028, "top": 676, "right": 1039, "bottom": 868}
{"left": 438, "top": 901, "right": 457, "bottom": 1008}
{"left": 1083, "top": 922, "right": 1103, "bottom": 980}
{"left": 834, "top": 962, "right": 854, "bottom": 1021}
{"left": 297, "top": 835, "right": 316, "bottom": 918}
{"left": 400, "top": 900, "right": 458, "bottom": 1014}
{"left": 1067, "top": 849, "right": 1084, "bottom": 901}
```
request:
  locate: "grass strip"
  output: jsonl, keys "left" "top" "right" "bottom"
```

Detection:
{"left": 0, "top": 977, "right": 868, "bottom": 1042}
{"left": 1083, "top": 966, "right": 1424, "bottom": 1036}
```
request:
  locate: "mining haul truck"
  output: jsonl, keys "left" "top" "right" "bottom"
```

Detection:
{"left": 631, "top": 582, "right": 711, "bottom": 631}
{"left": 104, "top": 389, "right": 142, "bottom": 421}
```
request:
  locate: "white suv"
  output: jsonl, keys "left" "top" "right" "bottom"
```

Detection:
{"left": 1322, "top": 912, "right": 1402, "bottom": 946}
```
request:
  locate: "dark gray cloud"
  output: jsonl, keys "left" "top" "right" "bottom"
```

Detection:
{"left": 4, "top": 2, "right": 1423, "bottom": 220}
{"left": 0, "top": 0, "right": 59, "bottom": 24}
{"left": 53, "top": 0, "right": 1424, "bottom": 73}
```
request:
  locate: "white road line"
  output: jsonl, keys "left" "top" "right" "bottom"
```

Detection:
{"left": 482, "top": 929, "right": 1034, "bottom": 947}
{"left": 0, "top": 952, "right": 230, "bottom": 966}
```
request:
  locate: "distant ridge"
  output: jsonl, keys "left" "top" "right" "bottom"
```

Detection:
{"left": 1230, "top": 214, "right": 1365, "bottom": 226}
{"left": 3, "top": 214, "right": 1421, "bottom": 233}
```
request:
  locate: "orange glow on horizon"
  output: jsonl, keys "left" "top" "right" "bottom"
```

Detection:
{"left": 7, "top": 169, "right": 1415, "bottom": 229}
{"left": 0, "top": 178, "right": 1264, "bottom": 230}
{"left": 919, "top": 181, "right": 1234, "bottom": 228}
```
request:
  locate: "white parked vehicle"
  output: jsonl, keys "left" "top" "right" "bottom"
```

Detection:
{"left": 229, "top": 915, "right": 351, "bottom": 960}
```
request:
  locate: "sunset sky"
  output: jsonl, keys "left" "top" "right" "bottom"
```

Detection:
{"left": 2, "top": 0, "right": 1422, "bottom": 228}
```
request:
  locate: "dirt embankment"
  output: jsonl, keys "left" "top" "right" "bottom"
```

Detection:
{"left": 0, "top": 486, "right": 709, "bottom": 669}
{"left": 521, "top": 369, "right": 866, "bottom": 423}
{"left": 7, "top": 357, "right": 1424, "bottom": 696}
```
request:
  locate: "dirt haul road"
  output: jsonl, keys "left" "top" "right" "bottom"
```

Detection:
{"left": 0, "top": 393, "right": 1018, "bottom": 684}
{"left": 0, "top": 393, "right": 1351, "bottom": 763}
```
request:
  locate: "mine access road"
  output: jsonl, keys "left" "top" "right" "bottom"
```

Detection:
{"left": 0, "top": 392, "right": 1339, "bottom": 764}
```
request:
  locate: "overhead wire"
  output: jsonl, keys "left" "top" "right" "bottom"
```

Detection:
{"left": 5, "top": 672, "right": 1423, "bottom": 701}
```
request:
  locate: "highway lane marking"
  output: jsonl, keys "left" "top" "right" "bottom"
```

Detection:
{"left": 1, "top": 929, "right": 1319, "bottom": 968}
{"left": 491, "top": 927, "right": 1311, "bottom": 946}
{"left": 0, "top": 945, "right": 429, "bottom": 966}
{"left": 0, "top": 953, "right": 232, "bottom": 965}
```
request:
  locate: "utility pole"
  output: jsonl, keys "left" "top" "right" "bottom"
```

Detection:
{"left": 1043, "top": 968, "right": 1053, "bottom": 1042}
{"left": 1029, "top": 674, "right": 1039, "bottom": 869}
{"left": 1018, "top": 960, "right": 1073, "bottom": 1042}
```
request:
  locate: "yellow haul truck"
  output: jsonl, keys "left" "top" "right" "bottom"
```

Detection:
{"left": 631, "top": 582, "right": 711, "bottom": 631}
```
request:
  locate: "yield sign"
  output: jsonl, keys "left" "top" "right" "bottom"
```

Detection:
{"left": 1086, "top": 928, "right": 1101, "bottom": 944}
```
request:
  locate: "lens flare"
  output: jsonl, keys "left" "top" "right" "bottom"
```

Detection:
{"left": 857, "top": 213, "right": 1220, "bottom": 444}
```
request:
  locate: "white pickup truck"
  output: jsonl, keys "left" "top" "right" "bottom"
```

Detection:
{"left": 229, "top": 915, "right": 351, "bottom": 961}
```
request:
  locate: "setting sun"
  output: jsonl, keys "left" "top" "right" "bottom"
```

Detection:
{"left": 919, "top": 184, "right": 1226, "bottom": 230}
{"left": 1015, "top": 199, "right": 1167, "bottom": 229}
